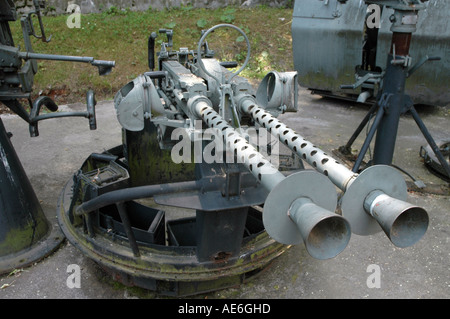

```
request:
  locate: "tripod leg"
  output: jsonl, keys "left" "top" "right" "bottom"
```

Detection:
{"left": 1, "top": 99, "right": 31, "bottom": 123}
{"left": 410, "top": 106, "right": 450, "bottom": 178}
{"left": 340, "top": 102, "right": 378, "bottom": 154}
{"left": 352, "top": 105, "right": 385, "bottom": 172}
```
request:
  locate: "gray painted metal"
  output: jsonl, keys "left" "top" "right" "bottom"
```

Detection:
{"left": 292, "top": 0, "right": 450, "bottom": 106}
{"left": 239, "top": 100, "right": 429, "bottom": 247}
{"left": 263, "top": 170, "right": 349, "bottom": 260}
{"left": 363, "top": 189, "right": 428, "bottom": 248}
{"left": 193, "top": 99, "right": 350, "bottom": 260}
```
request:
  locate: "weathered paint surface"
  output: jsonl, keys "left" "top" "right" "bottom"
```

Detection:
{"left": 292, "top": 0, "right": 450, "bottom": 106}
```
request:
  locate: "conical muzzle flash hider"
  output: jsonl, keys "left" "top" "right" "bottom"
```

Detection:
{"left": 364, "top": 190, "right": 429, "bottom": 248}
{"left": 263, "top": 171, "right": 351, "bottom": 260}
{"left": 289, "top": 198, "right": 351, "bottom": 260}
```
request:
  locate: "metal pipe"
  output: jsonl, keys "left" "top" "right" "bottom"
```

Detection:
{"left": 363, "top": 190, "right": 428, "bottom": 248}
{"left": 352, "top": 103, "right": 384, "bottom": 172}
{"left": 372, "top": 55, "right": 406, "bottom": 165}
{"left": 31, "top": 111, "right": 90, "bottom": 122}
{"left": 19, "top": 52, "right": 95, "bottom": 63}
{"left": 193, "top": 100, "right": 286, "bottom": 192}
{"left": 116, "top": 202, "right": 141, "bottom": 257}
{"left": 74, "top": 172, "right": 265, "bottom": 216}
{"left": 239, "top": 99, "right": 428, "bottom": 247}
{"left": 357, "top": 90, "right": 372, "bottom": 103}
{"left": 239, "top": 98, "right": 357, "bottom": 191}
{"left": 75, "top": 180, "right": 201, "bottom": 216}
{"left": 18, "top": 52, "right": 115, "bottom": 75}
{"left": 288, "top": 197, "right": 350, "bottom": 259}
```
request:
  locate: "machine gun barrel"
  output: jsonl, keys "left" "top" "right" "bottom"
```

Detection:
{"left": 18, "top": 52, "right": 115, "bottom": 76}
{"left": 239, "top": 98, "right": 355, "bottom": 189}
{"left": 192, "top": 99, "right": 351, "bottom": 259}
{"left": 239, "top": 98, "right": 429, "bottom": 247}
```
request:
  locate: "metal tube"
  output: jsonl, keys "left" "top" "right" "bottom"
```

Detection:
{"left": 356, "top": 91, "right": 372, "bottom": 103}
{"left": 19, "top": 52, "right": 94, "bottom": 63}
{"left": 74, "top": 169, "right": 262, "bottom": 216}
{"left": 288, "top": 197, "right": 351, "bottom": 259}
{"left": 31, "top": 111, "right": 89, "bottom": 122}
{"left": 193, "top": 101, "right": 286, "bottom": 192}
{"left": 372, "top": 55, "right": 406, "bottom": 165}
{"left": 239, "top": 99, "right": 357, "bottom": 191}
{"left": 18, "top": 52, "right": 115, "bottom": 76}
{"left": 75, "top": 180, "right": 201, "bottom": 216}
{"left": 363, "top": 190, "right": 428, "bottom": 248}
{"left": 116, "top": 202, "right": 141, "bottom": 257}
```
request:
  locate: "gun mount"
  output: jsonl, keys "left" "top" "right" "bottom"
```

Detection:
{"left": 0, "top": 0, "right": 114, "bottom": 274}
{"left": 0, "top": 0, "right": 115, "bottom": 136}
{"left": 57, "top": 24, "right": 428, "bottom": 296}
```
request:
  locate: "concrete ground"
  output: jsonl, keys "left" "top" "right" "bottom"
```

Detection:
{"left": 0, "top": 87, "right": 448, "bottom": 299}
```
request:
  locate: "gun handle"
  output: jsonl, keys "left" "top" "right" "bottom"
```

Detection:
{"left": 148, "top": 32, "right": 157, "bottom": 71}
{"left": 29, "top": 96, "right": 58, "bottom": 137}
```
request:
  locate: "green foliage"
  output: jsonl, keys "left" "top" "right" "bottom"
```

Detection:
{"left": 220, "top": 8, "right": 236, "bottom": 23}
{"left": 197, "top": 18, "right": 208, "bottom": 28}
{"left": 104, "top": 6, "right": 130, "bottom": 16}
{"left": 165, "top": 21, "right": 177, "bottom": 29}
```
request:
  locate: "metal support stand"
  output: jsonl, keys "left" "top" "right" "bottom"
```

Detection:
{"left": 410, "top": 106, "right": 450, "bottom": 179}
{"left": 340, "top": 2, "right": 450, "bottom": 179}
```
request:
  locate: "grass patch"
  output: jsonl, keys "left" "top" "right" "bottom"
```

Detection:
{"left": 9, "top": 6, "right": 293, "bottom": 104}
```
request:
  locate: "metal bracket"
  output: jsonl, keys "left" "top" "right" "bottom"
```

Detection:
{"left": 29, "top": 90, "right": 97, "bottom": 137}
{"left": 407, "top": 55, "right": 441, "bottom": 78}
{"left": 27, "top": 0, "right": 52, "bottom": 43}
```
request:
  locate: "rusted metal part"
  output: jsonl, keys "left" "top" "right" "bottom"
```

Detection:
{"left": 390, "top": 32, "right": 412, "bottom": 56}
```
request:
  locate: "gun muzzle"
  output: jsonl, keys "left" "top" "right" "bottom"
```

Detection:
{"left": 288, "top": 197, "right": 351, "bottom": 260}
{"left": 91, "top": 60, "right": 115, "bottom": 76}
{"left": 18, "top": 52, "right": 115, "bottom": 76}
{"left": 364, "top": 190, "right": 429, "bottom": 248}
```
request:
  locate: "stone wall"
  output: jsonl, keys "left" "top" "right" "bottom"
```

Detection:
{"left": 14, "top": 0, "right": 293, "bottom": 15}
